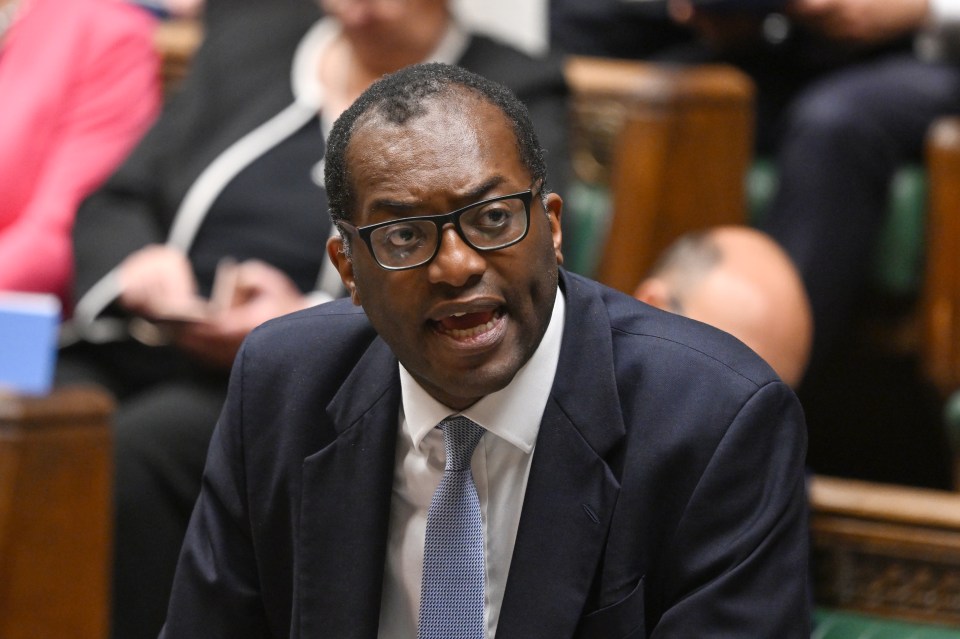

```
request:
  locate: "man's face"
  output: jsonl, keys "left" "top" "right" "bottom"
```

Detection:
{"left": 327, "top": 94, "right": 563, "bottom": 410}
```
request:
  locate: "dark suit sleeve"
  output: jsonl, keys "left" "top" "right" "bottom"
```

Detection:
{"left": 72, "top": 127, "right": 170, "bottom": 303}
{"left": 457, "top": 37, "right": 572, "bottom": 199}
{"left": 71, "top": 37, "right": 214, "bottom": 305}
{"left": 652, "top": 380, "right": 810, "bottom": 637}
{"left": 160, "top": 343, "right": 270, "bottom": 638}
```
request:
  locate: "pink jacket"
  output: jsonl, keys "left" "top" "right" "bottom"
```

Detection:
{"left": 0, "top": 0, "right": 160, "bottom": 308}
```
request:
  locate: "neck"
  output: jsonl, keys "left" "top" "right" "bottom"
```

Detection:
{"left": 349, "top": 9, "right": 450, "bottom": 77}
{"left": 321, "top": 12, "right": 451, "bottom": 115}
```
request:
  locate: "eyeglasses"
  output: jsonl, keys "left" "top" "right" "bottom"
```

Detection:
{"left": 338, "top": 189, "right": 535, "bottom": 271}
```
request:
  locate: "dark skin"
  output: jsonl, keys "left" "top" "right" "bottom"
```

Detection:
{"left": 327, "top": 93, "right": 564, "bottom": 410}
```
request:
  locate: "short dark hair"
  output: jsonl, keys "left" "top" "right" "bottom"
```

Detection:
{"left": 646, "top": 230, "right": 722, "bottom": 313}
{"left": 324, "top": 62, "right": 547, "bottom": 230}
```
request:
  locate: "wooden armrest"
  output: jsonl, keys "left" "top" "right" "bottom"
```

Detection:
{"left": 565, "top": 56, "right": 755, "bottom": 293}
{"left": 921, "top": 116, "right": 960, "bottom": 397}
{"left": 809, "top": 474, "right": 960, "bottom": 626}
{"left": 0, "top": 386, "right": 114, "bottom": 639}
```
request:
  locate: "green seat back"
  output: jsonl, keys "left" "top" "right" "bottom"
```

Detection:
{"left": 747, "top": 162, "right": 928, "bottom": 298}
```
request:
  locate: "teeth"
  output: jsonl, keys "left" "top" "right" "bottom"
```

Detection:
{"left": 452, "top": 312, "right": 466, "bottom": 317}
{"left": 445, "top": 317, "right": 498, "bottom": 339}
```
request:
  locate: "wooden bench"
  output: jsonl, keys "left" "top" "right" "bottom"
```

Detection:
{"left": 564, "top": 56, "right": 754, "bottom": 293}
{"left": 0, "top": 387, "right": 114, "bottom": 639}
{"left": 811, "top": 474, "right": 960, "bottom": 628}
{"left": 921, "top": 117, "right": 960, "bottom": 401}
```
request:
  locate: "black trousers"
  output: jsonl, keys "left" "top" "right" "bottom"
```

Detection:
{"left": 58, "top": 340, "right": 229, "bottom": 639}
{"left": 762, "top": 54, "right": 960, "bottom": 369}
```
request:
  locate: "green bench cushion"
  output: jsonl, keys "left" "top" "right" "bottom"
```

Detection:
{"left": 814, "top": 609, "right": 960, "bottom": 638}
{"left": 563, "top": 162, "right": 928, "bottom": 298}
{"left": 748, "top": 161, "right": 927, "bottom": 298}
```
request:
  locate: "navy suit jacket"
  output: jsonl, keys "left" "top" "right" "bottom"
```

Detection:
{"left": 161, "top": 270, "right": 810, "bottom": 638}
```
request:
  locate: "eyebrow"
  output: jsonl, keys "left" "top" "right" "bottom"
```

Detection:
{"left": 366, "top": 176, "right": 508, "bottom": 218}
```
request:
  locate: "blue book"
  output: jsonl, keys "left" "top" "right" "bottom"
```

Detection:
{"left": 0, "top": 292, "right": 61, "bottom": 396}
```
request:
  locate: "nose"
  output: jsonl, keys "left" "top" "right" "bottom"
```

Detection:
{"left": 427, "top": 225, "right": 486, "bottom": 287}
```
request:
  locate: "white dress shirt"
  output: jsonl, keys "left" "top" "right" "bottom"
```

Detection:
{"left": 377, "top": 290, "right": 566, "bottom": 639}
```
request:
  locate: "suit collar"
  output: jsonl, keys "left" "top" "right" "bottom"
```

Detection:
{"left": 551, "top": 269, "right": 627, "bottom": 457}
{"left": 297, "top": 272, "right": 627, "bottom": 637}
{"left": 497, "top": 270, "right": 626, "bottom": 637}
{"left": 297, "top": 337, "right": 400, "bottom": 638}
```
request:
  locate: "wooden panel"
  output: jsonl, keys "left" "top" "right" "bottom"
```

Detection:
{"left": 810, "top": 475, "right": 960, "bottom": 627}
{"left": 565, "top": 56, "right": 754, "bottom": 293}
{"left": 921, "top": 117, "right": 960, "bottom": 397}
{"left": 0, "top": 387, "right": 114, "bottom": 639}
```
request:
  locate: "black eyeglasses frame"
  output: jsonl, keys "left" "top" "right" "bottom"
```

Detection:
{"left": 337, "top": 188, "right": 536, "bottom": 271}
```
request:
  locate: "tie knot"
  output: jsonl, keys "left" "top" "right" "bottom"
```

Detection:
{"left": 439, "top": 416, "right": 485, "bottom": 472}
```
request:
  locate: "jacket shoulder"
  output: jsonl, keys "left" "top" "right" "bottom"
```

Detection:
{"left": 246, "top": 298, "right": 374, "bottom": 360}
{"left": 565, "top": 271, "right": 780, "bottom": 389}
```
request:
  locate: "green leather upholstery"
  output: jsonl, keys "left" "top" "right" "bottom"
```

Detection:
{"left": 747, "top": 162, "right": 928, "bottom": 298}
{"left": 814, "top": 609, "right": 960, "bottom": 638}
{"left": 564, "top": 161, "right": 928, "bottom": 297}
{"left": 563, "top": 180, "right": 612, "bottom": 278}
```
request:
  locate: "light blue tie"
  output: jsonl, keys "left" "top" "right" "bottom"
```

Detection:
{"left": 418, "top": 416, "right": 486, "bottom": 639}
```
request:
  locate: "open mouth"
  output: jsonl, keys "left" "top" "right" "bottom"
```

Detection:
{"left": 433, "top": 308, "right": 505, "bottom": 340}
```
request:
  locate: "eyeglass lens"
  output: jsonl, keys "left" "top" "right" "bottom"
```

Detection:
{"left": 368, "top": 195, "right": 528, "bottom": 268}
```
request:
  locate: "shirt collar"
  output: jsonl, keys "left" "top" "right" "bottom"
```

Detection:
{"left": 400, "top": 288, "right": 566, "bottom": 454}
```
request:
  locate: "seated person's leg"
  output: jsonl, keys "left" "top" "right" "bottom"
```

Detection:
{"left": 110, "top": 377, "right": 227, "bottom": 639}
{"left": 762, "top": 54, "right": 960, "bottom": 368}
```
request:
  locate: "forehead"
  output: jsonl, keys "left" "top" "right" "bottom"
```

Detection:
{"left": 345, "top": 93, "right": 527, "bottom": 205}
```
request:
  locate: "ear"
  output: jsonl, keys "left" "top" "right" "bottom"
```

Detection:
{"left": 326, "top": 234, "right": 362, "bottom": 306}
{"left": 544, "top": 192, "right": 564, "bottom": 266}
{"left": 634, "top": 277, "right": 671, "bottom": 310}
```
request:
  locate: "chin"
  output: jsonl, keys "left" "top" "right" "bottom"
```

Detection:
{"left": 458, "top": 360, "right": 525, "bottom": 401}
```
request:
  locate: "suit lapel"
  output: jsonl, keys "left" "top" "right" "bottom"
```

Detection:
{"left": 497, "top": 272, "right": 627, "bottom": 638}
{"left": 296, "top": 338, "right": 400, "bottom": 639}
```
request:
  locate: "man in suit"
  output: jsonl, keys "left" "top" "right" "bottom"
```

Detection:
{"left": 161, "top": 63, "right": 809, "bottom": 637}
{"left": 61, "top": 1, "right": 570, "bottom": 636}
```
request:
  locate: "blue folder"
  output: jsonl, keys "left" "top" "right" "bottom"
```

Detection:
{"left": 0, "top": 292, "right": 61, "bottom": 396}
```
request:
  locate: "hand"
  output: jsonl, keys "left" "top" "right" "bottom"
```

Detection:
{"left": 172, "top": 260, "right": 310, "bottom": 369}
{"left": 668, "top": 0, "right": 768, "bottom": 52}
{"left": 787, "top": 0, "right": 930, "bottom": 43}
{"left": 117, "top": 244, "right": 207, "bottom": 320}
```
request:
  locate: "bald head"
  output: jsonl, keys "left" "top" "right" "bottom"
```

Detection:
{"left": 635, "top": 226, "right": 813, "bottom": 388}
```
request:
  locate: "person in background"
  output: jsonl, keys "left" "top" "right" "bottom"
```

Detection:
{"left": 551, "top": 0, "right": 959, "bottom": 490}
{"left": 655, "top": 0, "right": 960, "bottom": 369}
{"left": 59, "top": 1, "right": 569, "bottom": 637}
{"left": 635, "top": 225, "right": 813, "bottom": 388}
{"left": 133, "top": 0, "right": 204, "bottom": 20}
{"left": 684, "top": 0, "right": 960, "bottom": 490}
{"left": 755, "top": 0, "right": 960, "bottom": 370}
{"left": 160, "top": 61, "right": 809, "bottom": 638}
{"left": 0, "top": 0, "right": 160, "bottom": 309}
